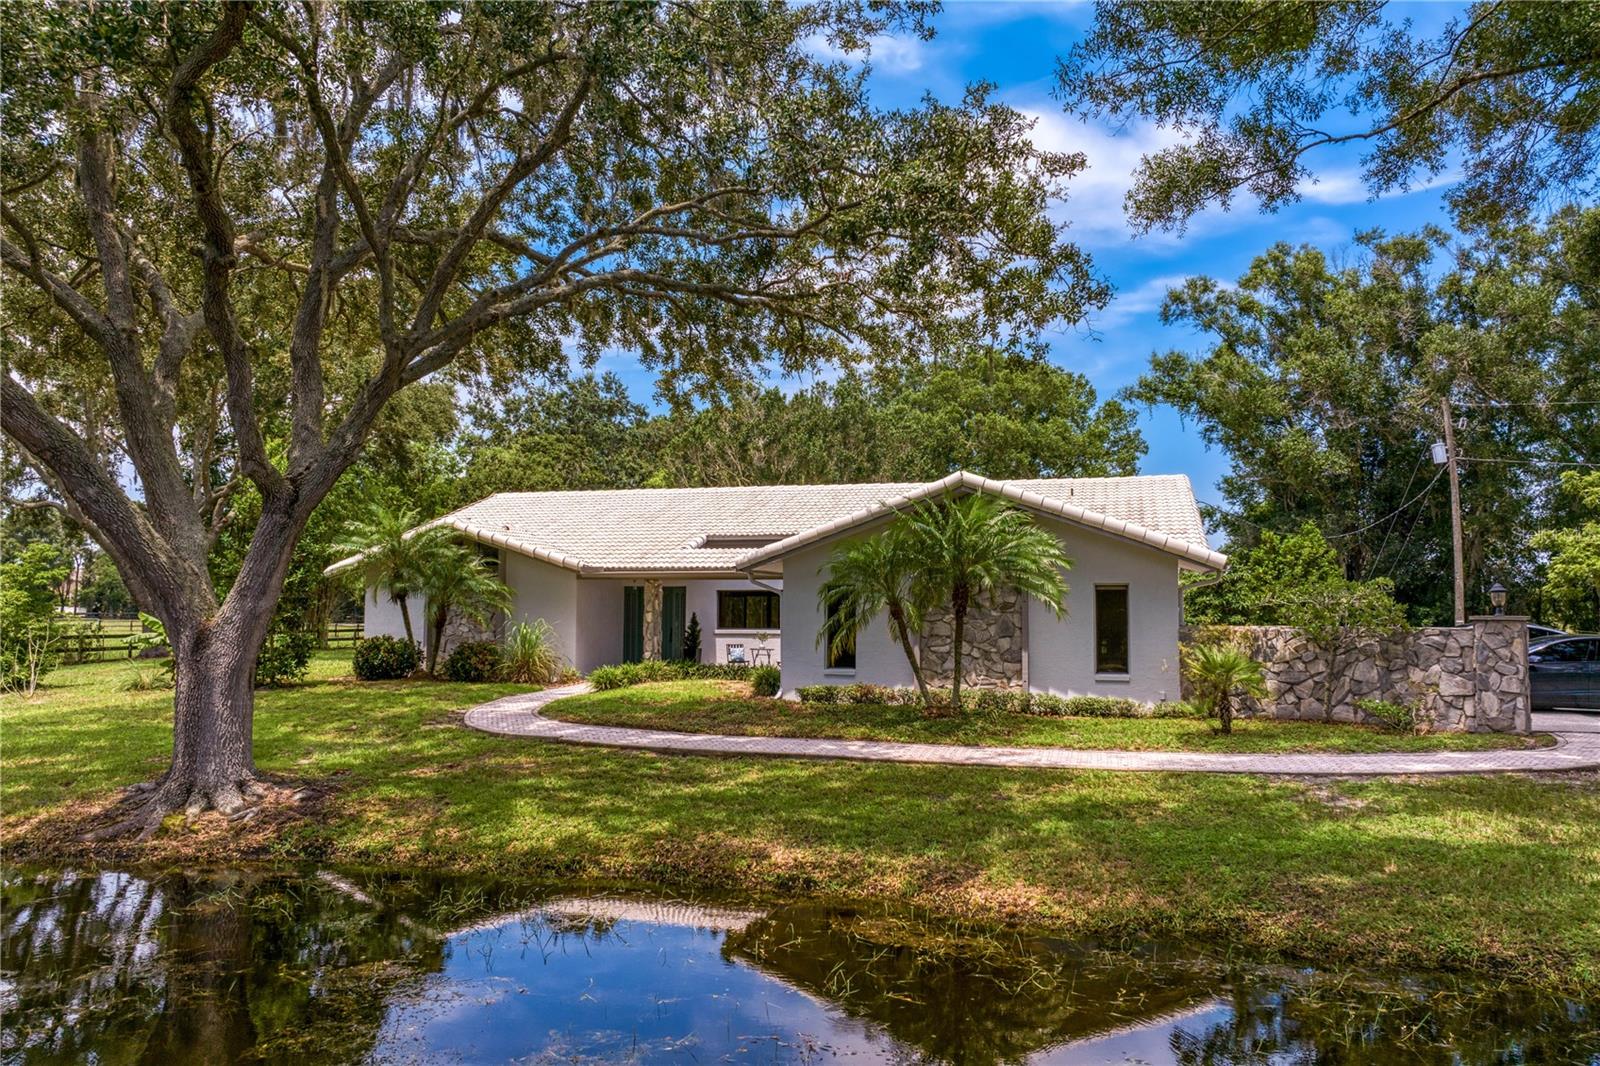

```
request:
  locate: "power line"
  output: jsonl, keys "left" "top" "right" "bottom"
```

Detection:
{"left": 1326, "top": 467, "right": 1446, "bottom": 540}
{"left": 1454, "top": 399, "right": 1600, "bottom": 407}
{"left": 1459, "top": 455, "right": 1600, "bottom": 468}
{"left": 1197, "top": 466, "right": 1445, "bottom": 545}
{"left": 1372, "top": 447, "right": 1427, "bottom": 567}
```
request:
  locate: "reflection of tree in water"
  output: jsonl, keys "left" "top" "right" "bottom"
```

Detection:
{"left": 7, "top": 873, "right": 1598, "bottom": 1065}
{"left": 1168, "top": 979, "right": 1600, "bottom": 1066}
{"left": 1, "top": 868, "right": 458, "bottom": 1065}
{"left": 723, "top": 904, "right": 1214, "bottom": 1065}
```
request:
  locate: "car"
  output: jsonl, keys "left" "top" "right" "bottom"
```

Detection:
{"left": 1528, "top": 623, "right": 1568, "bottom": 642}
{"left": 1528, "top": 634, "right": 1600, "bottom": 710}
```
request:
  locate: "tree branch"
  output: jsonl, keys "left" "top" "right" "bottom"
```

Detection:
{"left": 1, "top": 374, "right": 201, "bottom": 615}
{"left": 163, "top": 1, "right": 288, "bottom": 501}
{"left": 72, "top": 121, "right": 207, "bottom": 557}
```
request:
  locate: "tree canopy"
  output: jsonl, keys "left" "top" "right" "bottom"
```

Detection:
{"left": 1059, "top": 1, "right": 1600, "bottom": 231}
{"left": 456, "top": 349, "right": 1144, "bottom": 497}
{"left": 1127, "top": 212, "right": 1600, "bottom": 623}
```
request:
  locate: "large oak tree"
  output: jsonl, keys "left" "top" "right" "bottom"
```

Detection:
{"left": 0, "top": 1, "right": 1105, "bottom": 834}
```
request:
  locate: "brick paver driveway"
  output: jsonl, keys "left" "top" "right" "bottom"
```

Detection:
{"left": 464, "top": 685, "right": 1600, "bottom": 775}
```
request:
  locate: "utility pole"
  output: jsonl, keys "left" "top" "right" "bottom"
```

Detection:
{"left": 1439, "top": 398, "right": 1466, "bottom": 625}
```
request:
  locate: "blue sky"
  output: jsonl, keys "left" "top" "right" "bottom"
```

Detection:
{"left": 603, "top": 3, "right": 1467, "bottom": 505}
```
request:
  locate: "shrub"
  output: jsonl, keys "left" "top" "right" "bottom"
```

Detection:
{"left": 255, "top": 629, "right": 314, "bottom": 687}
{"left": 504, "top": 619, "right": 564, "bottom": 684}
{"left": 1357, "top": 697, "right": 1420, "bottom": 734}
{"left": 1057, "top": 695, "right": 1147, "bottom": 718}
{"left": 1, "top": 543, "right": 69, "bottom": 694}
{"left": 441, "top": 640, "right": 504, "bottom": 682}
{"left": 1027, "top": 692, "right": 1070, "bottom": 716}
{"left": 682, "top": 612, "right": 702, "bottom": 663}
{"left": 587, "top": 664, "right": 632, "bottom": 690}
{"left": 588, "top": 659, "right": 755, "bottom": 690}
{"left": 353, "top": 635, "right": 420, "bottom": 680}
{"left": 751, "top": 665, "right": 781, "bottom": 697}
{"left": 796, "top": 685, "right": 840, "bottom": 704}
{"left": 970, "top": 688, "right": 1029, "bottom": 715}
{"left": 121, "top": 668, "right": 172, "bottom": 692}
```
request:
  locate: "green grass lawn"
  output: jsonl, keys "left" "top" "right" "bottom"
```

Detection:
{"left": 546, "top": 680, "right": 1548, "bottom": 753}
{"left": 3, "top": 654, "right": 1598, "bottom": 990}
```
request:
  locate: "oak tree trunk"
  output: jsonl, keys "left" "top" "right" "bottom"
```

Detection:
{"left": 166, "top": 623, "right": 263, "bottom": 811}
{"left": 84, "top": 508, "right": 308, "bottom": 840}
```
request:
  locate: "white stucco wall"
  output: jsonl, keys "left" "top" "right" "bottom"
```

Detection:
{"left": 364, "top": 587, "right": 426, "bottom": 645}
{"left": 574, "top": 578, "right": 627, "bottom": 673}
{"left": 502, "top": 552, "right": 580, "bottom": 671}
{"left": 687, "top": 578, "right": 783, "bottom": 665}
{"left": 778, "top": 531, "right": 917, "bottom": 696}
{"left": 776, "top": 515, "right": 1185, "bottom": 702}
{"left": 1025, "top": 516, "right": 1183, "bottom": 703}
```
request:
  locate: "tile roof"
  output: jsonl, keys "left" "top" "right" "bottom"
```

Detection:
{"left": 325, "top": 472, "right": 1222, "bottom": 577}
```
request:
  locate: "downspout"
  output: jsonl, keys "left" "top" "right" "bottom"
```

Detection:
{"left": 742, "top": 569, "right": 783, "bottom": 596}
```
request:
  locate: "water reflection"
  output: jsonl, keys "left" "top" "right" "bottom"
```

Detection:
{"left": 1, "top": 867, "right": 1596, "bottom": 1065}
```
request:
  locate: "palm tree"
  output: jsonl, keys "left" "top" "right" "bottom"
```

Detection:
{"left": 333, "top": 502, "right": 453, "bottom": 648}
{"left": 818, "top": 527, "right": 931, "bottom": 705}
{"left": 1184, "top": 643, "right": 1267, "bottom": 734}
{"left": 417, "top": 544, "right": 513, "bottom": 674}
{"left": 901, "top": 493, "right": 1071, "bottom": 712}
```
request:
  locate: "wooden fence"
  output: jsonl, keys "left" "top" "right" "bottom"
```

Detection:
{"left": 56, "top": 617, "right": 365, "bottom": 663}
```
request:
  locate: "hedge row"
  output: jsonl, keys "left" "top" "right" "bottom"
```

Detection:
{"left": 588, "top": 659, "right": 758, "bottom": 691}
{"left": 794, "top": 683, "right": 1199, "bottom": 719}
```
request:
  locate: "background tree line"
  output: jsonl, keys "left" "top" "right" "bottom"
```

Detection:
{"left": 1127, "top": 209, "right": 1600, "bottom": 628}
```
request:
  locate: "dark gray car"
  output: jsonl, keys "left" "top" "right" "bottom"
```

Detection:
{"left": 1528, "top": 635, "right": 1600, "bottom": 710}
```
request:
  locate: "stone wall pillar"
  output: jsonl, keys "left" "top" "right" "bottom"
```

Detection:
{"left": 1468, "top": 615, "right": 1530, "bottom": 734}
{"left": 921, "top": 587, "right": 1026, "bottom": 690}
{"left": 642, "top": 579, "right": 663, "bottom": 661}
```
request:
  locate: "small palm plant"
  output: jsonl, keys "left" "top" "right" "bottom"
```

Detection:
{"left": 1184, "top": 643, "right": 1268, "bottom": 735}
{"left": 818, "top": 527, "right": 931, "bottom": 705}
{"left": 901, "top": 493, "right": 1071, "bottom": 713}
{"left": 417, "top": 545, "right": 513, "bottom": 675}
{"left": 334, "top": 502, "right": 453, "bottom": 648}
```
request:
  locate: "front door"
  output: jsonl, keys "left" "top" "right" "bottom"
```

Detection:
{"left": 661, "top": 586, "right": 687, "bottom": 661}
{"left": 622, "top": 586, "right": 644, "bottom": 663}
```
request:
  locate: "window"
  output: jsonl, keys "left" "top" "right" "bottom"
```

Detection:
{"left": 717, "top": 590, "right": 780, "bottom": 630}
{"left": 1095, "top": 586, "right": 1129, "bottom": 675}
{"left": 1531, "top": 639, "right": 1596, "bottom": 664}
{"left": 824, "top": 597, "right": 856, "bottom": 671}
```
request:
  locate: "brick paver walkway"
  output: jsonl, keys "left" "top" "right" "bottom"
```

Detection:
{"left": 464, "top": 685, "right": 1600, "bottom": 776}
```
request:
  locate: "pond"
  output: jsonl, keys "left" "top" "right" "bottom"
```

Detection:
{"left": 1, "top": 867, "right": 1595, "bottom": 1065}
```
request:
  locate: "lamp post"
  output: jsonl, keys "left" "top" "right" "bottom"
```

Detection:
{"left": 1488, "top": 581, "right": 1508, "bottom": 616}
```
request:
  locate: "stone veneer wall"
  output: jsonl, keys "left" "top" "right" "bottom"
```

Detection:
{"left": 1180, "top": 616, "right": 1529, "bottom": 733}
{"left": 922, "top": 588, "right": 1026, "bottom": 690}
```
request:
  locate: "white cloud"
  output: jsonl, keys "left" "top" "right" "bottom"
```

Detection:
{"left": 1297, "top": 165, "right": 1461, "bottom": 205}
{"left": 1017, "top": 108, "right": 1194, "bottom": 247}
{"left": 805, "top": 33, "right": 926, "bottom": 74}
{"left": 1091, "top": 273, "right": 1192, "bottom": 330}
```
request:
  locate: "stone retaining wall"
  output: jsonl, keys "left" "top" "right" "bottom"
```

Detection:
{"left": 1180, "top": 616, "right": 1529, "bottom": 733}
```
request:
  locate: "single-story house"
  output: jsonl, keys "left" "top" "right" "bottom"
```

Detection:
{"left": 328, "top": 470, "right": 1226, "bottom": 702}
